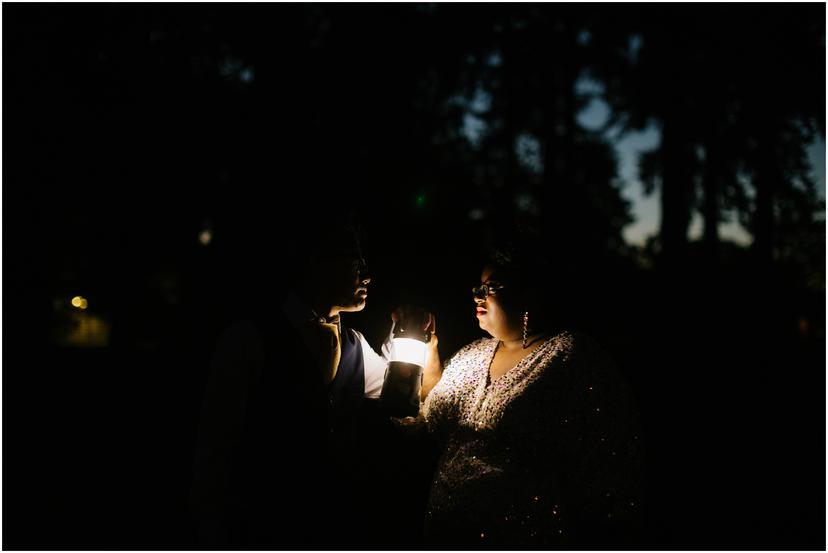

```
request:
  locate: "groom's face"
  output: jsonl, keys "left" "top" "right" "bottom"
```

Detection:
{"left": 329, "top": 250, "right": 370, "bottom": 313}
{"left": 313, "top": 233, "right": 370, "bottom": 314}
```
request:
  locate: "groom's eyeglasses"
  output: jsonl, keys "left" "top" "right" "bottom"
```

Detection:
{"left": 471, "top": 282, "right": 505, "bottom": 300}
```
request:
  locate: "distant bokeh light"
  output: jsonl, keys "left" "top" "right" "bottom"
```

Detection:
{"left": 239, "top": 67, "right": 255, "bottom": 83}
{"left": 199, "top": 229, "right": 213, "bottom": 246}
{"left": 58, "top": 313, "right": 110, "bottom": 347}
{"left": 468, "top": 208, "right": 485, "bottom": 221}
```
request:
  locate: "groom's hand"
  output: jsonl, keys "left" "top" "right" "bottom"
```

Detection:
{"left": 391, "top": 304, "right": 436, "bottom": 341}
{"left": 391, "top": 305, "right": 442, "bottom": 401}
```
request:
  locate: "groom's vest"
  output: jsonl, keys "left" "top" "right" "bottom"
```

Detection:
{"left": 327, "top": 323, "right": 365, "bottom": 452}
{"left": 230, "top": 313, "right": 367, "bottom": 546}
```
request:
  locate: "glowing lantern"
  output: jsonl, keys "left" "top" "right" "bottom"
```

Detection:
{"left": 379, "top": 322, "right": 430, "bottom": 417}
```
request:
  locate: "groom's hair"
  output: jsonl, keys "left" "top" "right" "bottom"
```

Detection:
{"left": 211, "top": 184, "right": 366, "bottom": 314}
{"left": 287, "top": 211, "right": 365, "bottom": 279}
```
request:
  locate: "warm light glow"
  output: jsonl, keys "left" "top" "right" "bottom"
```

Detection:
{"left": 199, "top": 229, "right": 213, "bottom": 246}
{"left": 59, "top": 312, "right": 109, "bottom": 347}
{"left": 392, "top": 337, "right": 427, "bottom": 367}
{"left": 71, "top": 296, "right": 88, "bottom": 310}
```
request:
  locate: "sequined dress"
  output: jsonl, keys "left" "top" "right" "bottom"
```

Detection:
{"left": 421, "top": 331, "right": 643, "bottom": 547}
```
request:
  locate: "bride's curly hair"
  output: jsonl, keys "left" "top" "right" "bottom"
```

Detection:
{"left": 484, "top": 227, "right": 578, "bottom": 333}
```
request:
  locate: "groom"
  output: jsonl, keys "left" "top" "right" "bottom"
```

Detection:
{"left": 190, "top": 214, "right": 434, "bottom": 548}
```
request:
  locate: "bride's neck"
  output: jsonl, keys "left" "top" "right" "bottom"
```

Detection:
{"left": 498, "top": 331, "right": 547, "bottom": 352}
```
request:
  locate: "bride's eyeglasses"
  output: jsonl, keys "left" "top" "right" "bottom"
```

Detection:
{"left": 471, "top": 282, "right": 505, "bottom": 300}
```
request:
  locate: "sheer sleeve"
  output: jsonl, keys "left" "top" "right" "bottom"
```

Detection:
{"left": 552, "top": 333, "right": 645, "bottom": 546}
{"left": 421, "top": 339, "right": 486, "bottom": 438}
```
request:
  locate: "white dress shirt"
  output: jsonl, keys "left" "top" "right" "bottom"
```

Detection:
{"left": 353, "top": 328, "right": 394, "bottom": 399}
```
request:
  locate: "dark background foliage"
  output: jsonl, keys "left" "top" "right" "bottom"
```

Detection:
{"left": 4, "top": 3, "right": 825, "bottom": 549}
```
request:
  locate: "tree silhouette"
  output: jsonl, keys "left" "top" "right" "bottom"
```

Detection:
{"left": 408, "top": 5, "right": 633, "bottom": 268}
{"left": 587, "top": 4, "right": 824, "bottom": 273}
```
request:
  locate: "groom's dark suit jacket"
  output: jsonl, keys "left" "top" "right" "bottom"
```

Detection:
{"left": 190, "top": 307, "right": 370, "bottom": 548}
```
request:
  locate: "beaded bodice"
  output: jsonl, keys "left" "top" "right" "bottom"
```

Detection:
{"left": 421, "top": 332, "right": 643, "bottom": 547}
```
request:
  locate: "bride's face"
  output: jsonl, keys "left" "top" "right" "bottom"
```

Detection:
{"left": 474, "top": 265, "right": 522, "bottom": 341}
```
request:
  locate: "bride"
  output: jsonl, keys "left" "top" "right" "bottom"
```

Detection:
{"left": 405, "top": 242, "right": 644, "bottom": 547}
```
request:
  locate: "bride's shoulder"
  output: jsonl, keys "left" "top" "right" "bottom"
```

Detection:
{"left": 547, "top": 330, "right": 601, "bottom": 354}
{"left": 540, "top": 331, "right": 623, "bottom": 393}
{"left": 451, "top": 336, "right": 496, "bottom": 359}
{"left": 535, "top": 330, "right": 613, "bottom": 374}
{"left": 442, "top": 337, "right": 496, "bottom": 371}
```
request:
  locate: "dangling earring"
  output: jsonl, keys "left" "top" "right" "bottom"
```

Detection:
{"left": 522, "top": 310, "right": 529, "bottom": 349}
